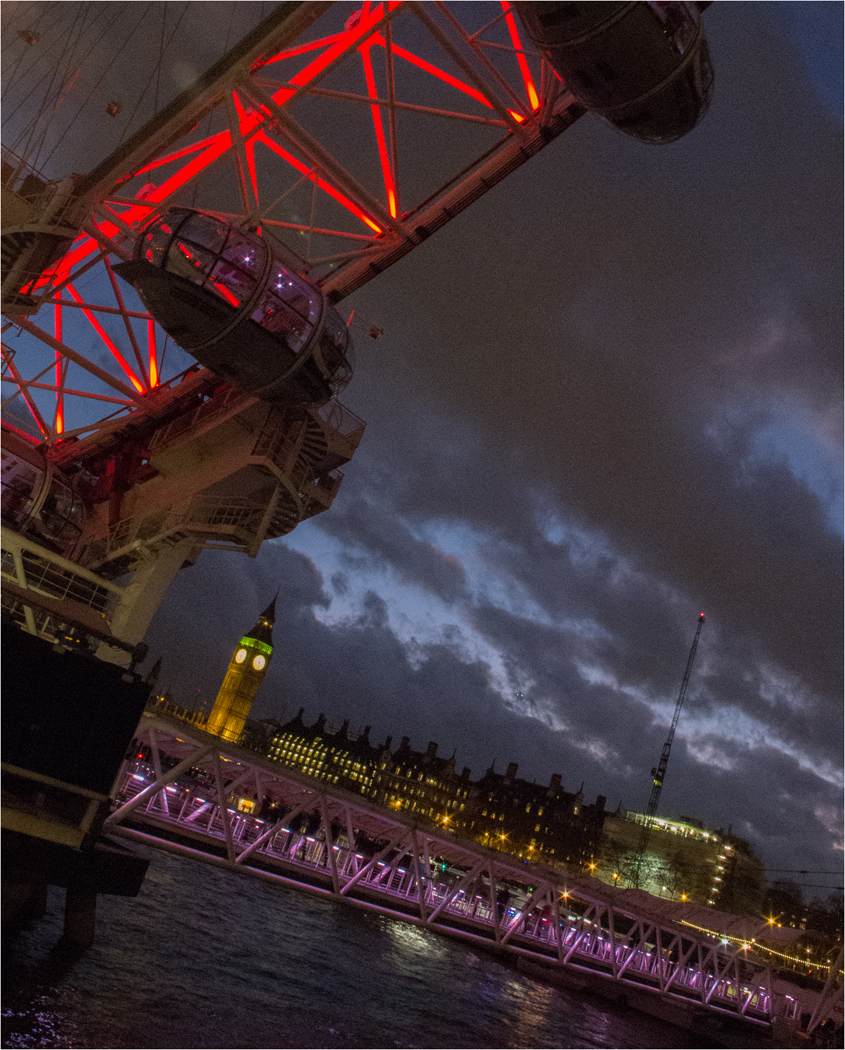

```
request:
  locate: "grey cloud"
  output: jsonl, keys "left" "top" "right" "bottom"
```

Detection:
{"left": 143, "top": 3, "right": 840, "bottom": 884}
{"left": 315, "top": 489, "right": 469, "bottom": 604}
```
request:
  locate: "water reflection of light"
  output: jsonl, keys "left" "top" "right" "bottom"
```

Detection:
{"left": 382, "top": 918, "right": 448, "bottom": 958}
{"left": 493, "top": 976, "right": 559, "bottom": 1044}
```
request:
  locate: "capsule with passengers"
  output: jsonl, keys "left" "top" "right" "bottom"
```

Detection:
{"left": 116, "top": 209, "right": 353, "bottom": 406}
{"left": 514, "top": 1, "right": 713, "bottom": 144}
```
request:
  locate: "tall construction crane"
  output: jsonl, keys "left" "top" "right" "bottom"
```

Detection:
{"left": 632, "top": 612, "right": 705, "bottom": 888}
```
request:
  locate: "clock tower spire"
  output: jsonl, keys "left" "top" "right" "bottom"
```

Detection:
{"left": 205, "top": 597, "right": 276, "bottom": 743}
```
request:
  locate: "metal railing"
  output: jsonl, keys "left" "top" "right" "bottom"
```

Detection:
{"left": 1, "top": 528, "right": 122, "bottom": 614}
{"left": 104, "top": 714, "right": 815, "bottom": 1036}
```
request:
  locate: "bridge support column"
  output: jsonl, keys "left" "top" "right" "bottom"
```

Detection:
{"left": 61, "top": 887, "right": 97, "bottom": 949}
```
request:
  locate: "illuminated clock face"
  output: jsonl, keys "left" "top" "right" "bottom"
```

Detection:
{"left": 234, "top": 648, "right": 247, "bottom": 664}
{"left": 252, "top": 654, "right": 266, "bottom": 671}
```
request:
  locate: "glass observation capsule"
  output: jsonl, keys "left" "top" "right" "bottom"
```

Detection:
{"left": 514, "top": 1, "right": 713, "bottom": 144}
{"left": 116, "top": 209, "right": 353, "bottom": 406}
{"left": 1, "top": 428, "right": 86, "bottom": 558}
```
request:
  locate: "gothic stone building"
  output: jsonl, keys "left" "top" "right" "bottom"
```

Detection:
{"left": 466, "top": 761, "right": 606, "bottom": 867}
{"left": 260, "top": 711, "right": 605, "bottom": 870}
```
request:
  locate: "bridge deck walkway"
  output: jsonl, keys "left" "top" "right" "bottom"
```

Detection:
{"left": 105, "top": 713, "right": 807, "bottom": 1037}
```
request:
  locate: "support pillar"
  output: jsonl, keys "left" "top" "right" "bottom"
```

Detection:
{"left": 96, "top": 543, "right": 191, "bottom": 666}
{"left": 60, "top": 888, "right": 97, "bottom": 949}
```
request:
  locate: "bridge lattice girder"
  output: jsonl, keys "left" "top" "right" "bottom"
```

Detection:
{"left": 105, "top": 712, "right": 800, "bottom": 1032}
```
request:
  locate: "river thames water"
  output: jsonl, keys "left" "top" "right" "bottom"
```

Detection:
{"left": 2, "top": 845, "right": 724, "bottom": 1049}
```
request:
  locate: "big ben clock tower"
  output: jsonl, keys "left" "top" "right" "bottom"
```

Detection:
{"left": 205, "top": 597, "right": 276, "bottom": 743}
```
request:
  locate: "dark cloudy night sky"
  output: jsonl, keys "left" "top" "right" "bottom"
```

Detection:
{"left": 136, "top": 2, "right": 845, "bottom": 893}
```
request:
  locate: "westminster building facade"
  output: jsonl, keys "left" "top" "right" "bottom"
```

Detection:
{"left": 255, "top": 707, "right": 606, "bottom": 869}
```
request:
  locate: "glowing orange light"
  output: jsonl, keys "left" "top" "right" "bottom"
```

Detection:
{"left": 147, "top": 319, "right": 158, "bottom": 387}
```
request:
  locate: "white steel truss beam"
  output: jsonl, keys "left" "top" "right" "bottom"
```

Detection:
{"left": 500, "top": 883, "right": 550, "bottom": 946}
{"left": 108, "top": 714, "right": 785, "bottom": 1030}
{"left": 105, "top": 743, "right": 214, "bottom": 825}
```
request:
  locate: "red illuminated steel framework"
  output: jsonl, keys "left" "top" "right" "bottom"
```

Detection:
{"left": 3, "top": 0, "right": 583, "bottom": 445}
{"left": 1, "top": 1, "right": 591, "bottom": 662}
{"left": 2, "top": 3, "right": 722, "bottom": 660}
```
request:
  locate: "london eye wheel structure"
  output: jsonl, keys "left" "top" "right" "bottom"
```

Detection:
{"left": 0, "top": 2, "right": 713, "bottom": 661}
{"left": 3, "top": 2, "right": 585, "bottom": 435}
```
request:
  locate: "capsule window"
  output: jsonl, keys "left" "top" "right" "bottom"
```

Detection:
{"left": 315, "top": 308, "right": 351, "bottom": 380}
{"left": 279, "top": 271, "right": 321, "bottom": 325}
{"left": 250, "top": 290, "right": 311, "bottom": 351}
{"left": 595, "top": 60, "right": 617, "bottom": 83}
{"left": 209, "top": 256, "right": 258, "bottom": 304}
{"left": 39, "top": 477, "right": 84, "bottom": 544}
{"left": 169, "top": 239, "right": 216, "bottom": 285}
{"left": 178, "top": 212, "right": 228, "bottom": 254}
{"left": 572, "top": 68, "right": 595, "bottom": 92}
{"left": 321, "top": 309, "right": 348, "bottom": 352}
{"left": 0, "top": 455, "right": 39, "bottom": 527}
{"left": 143, "top": 222, "right": 174, "bottom": 266}
{"left": 538, "top": 3, "right": 580, "bottom": 28}
{"left": 221, "top": 229, "right": 266, "bottom": 275}
{"left": 648, "top": 2, "right": 698, "bottom": 54}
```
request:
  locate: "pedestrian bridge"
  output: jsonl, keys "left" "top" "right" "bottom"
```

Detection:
{"left": 106, "top": 712, "right": 821, "bottom": 1040}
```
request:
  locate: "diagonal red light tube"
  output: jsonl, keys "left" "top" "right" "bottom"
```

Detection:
{"left": 501, "top": 0, "right": 540, "bottom": 111}
{"left": 54, "top": 289, "right": 64, "bottom": 433}
{"left": 254, "top": 130, "right": 382, "bottom": 232}
{"left": 147, "top": 318, "right": 158, "bottom": 387}
{"left": 66, "top": 283, "right": 146, "bottom": 393}
{"left": 360, "top": 39, "right": 397, "bottom": 218}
